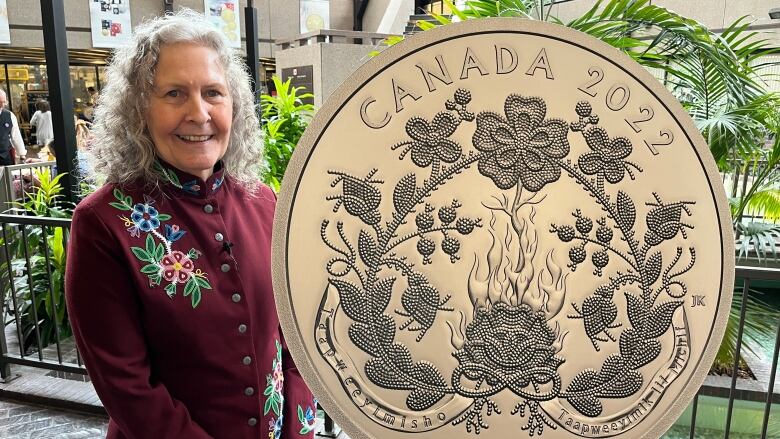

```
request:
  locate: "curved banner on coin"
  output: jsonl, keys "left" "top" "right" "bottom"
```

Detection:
{"left": 273, "top": 18, "right": 734, "bottom": 439}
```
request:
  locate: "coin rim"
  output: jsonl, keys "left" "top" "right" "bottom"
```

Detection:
{"left": 271, "top": 17, "right": 735, "bottom": 439}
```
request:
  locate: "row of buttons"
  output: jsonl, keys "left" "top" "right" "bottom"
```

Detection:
{"left": 205, "top": 202, "right": 259, "bottom": 428}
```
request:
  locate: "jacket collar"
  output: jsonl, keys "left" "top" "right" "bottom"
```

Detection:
{"left": 152, "top": 158, "right": 225, "bottom": 199}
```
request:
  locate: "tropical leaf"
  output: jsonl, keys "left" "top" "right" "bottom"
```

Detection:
{"left": 735, "top": 221, "right": 780, "bottom": 262}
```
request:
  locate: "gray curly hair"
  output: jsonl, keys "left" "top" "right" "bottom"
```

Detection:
{"left": 87, "top": 9, "right": 263, "bottom": 191}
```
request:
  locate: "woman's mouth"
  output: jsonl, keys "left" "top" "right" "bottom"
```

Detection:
{"left": 176, "top": 135, "right": 213, "bottom": 142}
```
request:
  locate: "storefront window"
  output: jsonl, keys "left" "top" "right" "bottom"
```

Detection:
{"left": 70, "top": 65, "right": 99, "bottom": 120}
{"left": 7, "top": 64, "right": 47, "bottom": 125}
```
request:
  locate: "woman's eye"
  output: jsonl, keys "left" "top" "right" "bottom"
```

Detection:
{"left": 206, "top": 90, "right": 223, "bottom": 98}
{"left": 166, "top": 90, "right": 180, "bottom": 98}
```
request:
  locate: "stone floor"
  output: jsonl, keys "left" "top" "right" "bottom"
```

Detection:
{"left": 0, "top": 398, "right": 107, "bottom": 439}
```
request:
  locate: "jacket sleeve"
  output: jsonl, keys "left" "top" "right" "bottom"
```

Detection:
{"left": 280, "top": 329, "right": 316, "bottom": 438}
{"left": 9, "top": 112, "right": 26, "bottom": 157}
{"left": 65, "top": 203, "right": 213, "bottom": 439}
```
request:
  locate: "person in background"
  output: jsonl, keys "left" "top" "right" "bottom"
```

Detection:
{"left": 0, "top": 89, "right": 27, "bottom": 165}
{"left": 29, "top": 99, "right": 54, "bottom": 150}
{"left": 65, "top": 10, "right": 316, "bottom": 439}
{"left": 87, "top": 86, "right": 99, "bottom": 105}
{"left": 83, "top": 86, "right": 99, "bottom": 122}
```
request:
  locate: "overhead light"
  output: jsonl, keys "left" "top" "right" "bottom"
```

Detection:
{"left": 770, "top": 8, "right": 780, "bottom": 19}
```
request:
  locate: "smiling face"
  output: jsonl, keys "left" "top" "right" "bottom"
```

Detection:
{"left": 146, "top": 43, "right": 233, "bottom": 180}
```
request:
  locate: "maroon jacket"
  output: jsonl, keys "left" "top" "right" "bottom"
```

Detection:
{"left": 65, "top": 161, "right": 316, "bottom": 439}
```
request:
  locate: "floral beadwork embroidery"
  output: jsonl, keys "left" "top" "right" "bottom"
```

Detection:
{"left": 212, "top": 176, "right": 224, "bottom": 192}
{"left": 265, "top": 339, "right": 285, "bottom": 438}
{"left": 264, "top": 339, "right": 285, "bottom": 416}
{"left": 152, "top": 159, "right": 223, "bottom": 196}
{"left": 111, "top": 188, "right": 213, "bottom": 308}
{"left": 181, "top": 180, "right": 201, "bottom": 195}
{"left": 152, "top": 161, "right": 182, "bottom": 188}
{"left": 297, "top": 399, "right": 319, "bottom": 435}
{"left": 268, "top": 415, "right": 283, "bottom": 439}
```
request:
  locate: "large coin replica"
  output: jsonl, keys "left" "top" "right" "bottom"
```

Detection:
{"left": 272, "top": 18, "right": 734, "bottom": 439}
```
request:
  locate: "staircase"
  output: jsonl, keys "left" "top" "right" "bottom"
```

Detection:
{"left": 403, "top": 13, "right": 452, "bottom": 36}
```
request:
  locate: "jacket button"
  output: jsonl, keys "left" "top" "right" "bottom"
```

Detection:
{"left": 238, "top": 324, "right": 247, "bottom": 333}
{"left": 203, "top": 204, "right": 214, "bottom": 214}
{"left": 247, "top": 417, "right": 257, "bottom": 427}
{"left": 221, "top": 263, "right": 230, "bottom": 272}
{"left": 242, "top": 356, "right": 252, "bottom": 365}
{"left": 232, "top": 293, "right": 241, "bottom": 303}
{"left": 215, "top": 233, "right": 224, "bottom": 242}
{"left": 244, "top": 387, "right": 255, "bottom": 396}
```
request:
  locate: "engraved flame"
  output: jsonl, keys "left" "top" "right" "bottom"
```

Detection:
{"left": 467, "top": 211, "right": 567, "bottom": 319}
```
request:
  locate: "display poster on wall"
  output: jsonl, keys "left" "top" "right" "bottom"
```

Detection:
{"left": 281, "top": 65, "right": 314, "bottom": 106}
{"left": 204, "top": 0, "right": 241, "bottom": 48}
{"left": 0, "top": 0, "right": 11, "bottom": 45}
{"left": 89, "top": 0, "right": 132, "bottom": 48}
{"left": 300, "top": 0, "right": 329, "bottom": 34}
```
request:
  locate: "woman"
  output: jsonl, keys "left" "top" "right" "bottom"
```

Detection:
{"left": 65, "top": 10, "right": 316, "bottom": 439}
{"left": 29, "top": 99, "right": 54, "bottom": 149}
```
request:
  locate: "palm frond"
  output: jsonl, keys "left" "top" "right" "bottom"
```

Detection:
{"left": 736, "top": 221, "right": 780, "bottom": 262}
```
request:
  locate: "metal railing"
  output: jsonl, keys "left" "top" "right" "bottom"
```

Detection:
{"left": 0, "top": 210, "right": 778, "bottom": 437}
{"left": 0, "top": 213, "right": 84, "bottom": 382}
{"left": 0, "top": 162, "right": 58, "bottom": 213}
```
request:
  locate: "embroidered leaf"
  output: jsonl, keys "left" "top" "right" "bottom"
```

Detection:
{"left": 645, "top": 251, "right": 663, "bottom": 285}
{"left": 625, "top": 292, "right": 643, "bottom": 328}
{"left": 264, "top": 385, "right": 274, "bottom": 396}
{"left": 145, "top": 235, "right": 156, "bottom": 256}
{"left": 140, "top": 264, "right": 159, "bottom": 274}
{"left": 164, "top": 282, "right": 176, "bottom": 297}
{"left": 599, "top": 370, "right": 643, "bottom": 398}
{"left": 188, "top": 248, "right": 200, "bottom": 260}
{"left": 393, "top": 173, "right": 416, "bottom": 213}
{"left": 329, "top": 278, "right": 367, "bottom": 322}
{"left": 646, "top": 300, "right": 684, "bottom": 338}
{"left": 154, "top": 243, "right": 165, "bottom": 261}
{"left": 158, "top": 214, "right": 171, "bottom": 221}
{"left": 109, "top": 201, "right": 129, "bottom": 210}
{"left": 365, "top": 358, "right": 412, "bottom": 389}
{"left": 167, "top": 169, "right": 181, "bottom": 186}
{"left": 111, "top": 189, "right": 133, "bottom": 210}
{"left": 358, "top": 230, "right": 376, "bottom": 265}
{"left": 632, "top": 339, "right": 661, "bottom": 368}
{"left": 191, "top": 289, "right": 202, "bottom": 308}
{"left": 414, "top": 361, "right": 446, "bottom": 387}
{"left": 616, "top": 191, "right": 636, "bottom": 230}
{"left": 349, "top": 322, "right": 382, "bottom": 356}
{"left": 194, "top": 276, "right": 212, "bottom": 290}
{"left": 406, "top": 386, "right": 446, "bottom": 411}
{"left": 369, "top": 277, "right": 395, "bottom": 317}
{"left": 183, "top": 277, "right": 197, "bottom": 297}
{"left": 619, "top": 328, "right": 642, "bottom": 359}
{"left": 598, "top": 354, "right": 625, "bottom": 381}
{"left": 149, "top": 274, "right": 162, "bottom": 286}
{"left": 131, "top": 247, "right": 153, "bottom": 262}
{"left": 566, "top": 369, "right": 600, "bottom": 393}
{"left": 568, "top": 395, "right": 603, "bottom": 417}
{"left": 297, "top": 406, "right": 304, "bottom": 423}
{"left": 264, "top": 394, "right": 281, "bottom": 416}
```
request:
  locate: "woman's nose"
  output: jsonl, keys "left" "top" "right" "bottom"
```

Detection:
{"left": 185, "top": 97, "right": 210, "bottom": 124}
